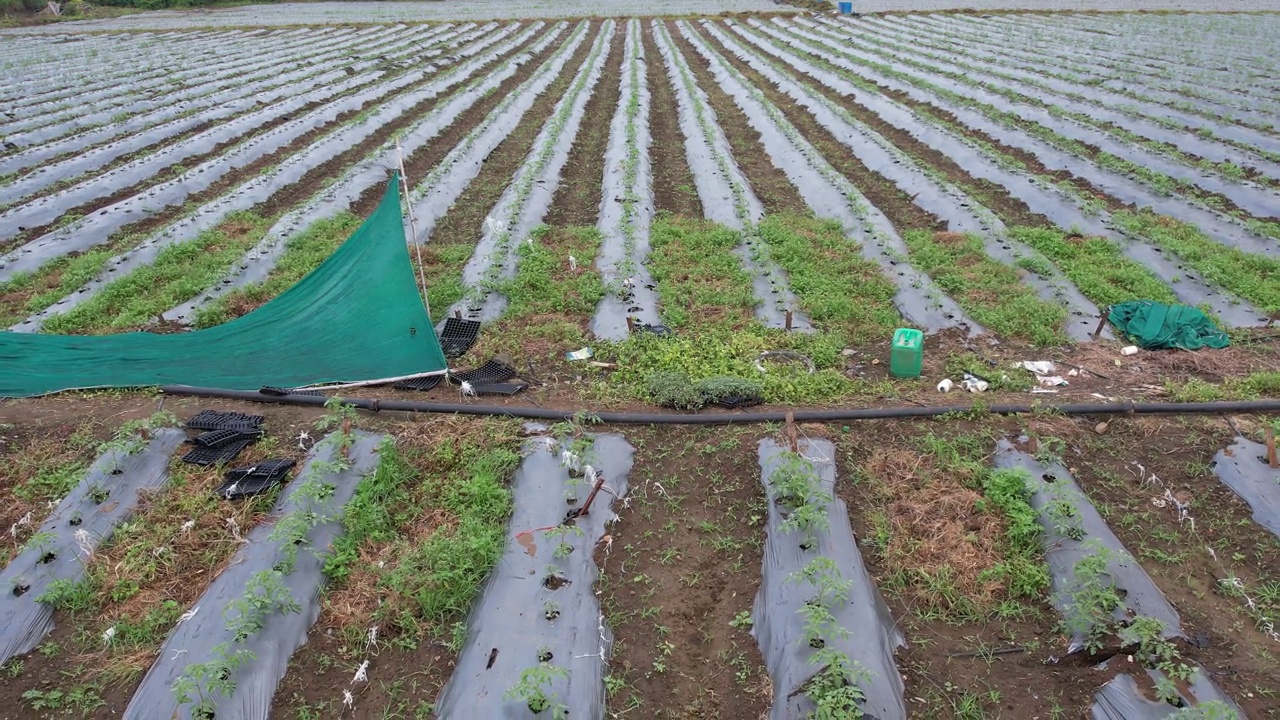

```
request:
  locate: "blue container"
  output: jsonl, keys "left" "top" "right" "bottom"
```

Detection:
{"left": 838, "top": 1, "right": 853, "bottom": 13}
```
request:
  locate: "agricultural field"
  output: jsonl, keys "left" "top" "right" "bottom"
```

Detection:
{"left": 2, "top": 4, "right": 1280, "bottom": 720}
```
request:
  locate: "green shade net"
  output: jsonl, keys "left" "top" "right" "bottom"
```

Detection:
{"left": 1109, "top": 300, "right": 1231, "bottom": 351}
{"left": 0, "top": 176, "right": 447, "bottom": 398}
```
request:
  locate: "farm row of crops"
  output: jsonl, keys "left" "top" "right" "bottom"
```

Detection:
{"left": 3, "top": 406, "right": 1277, "bottom": 717}
{"left": 1, "top": 13, "right": 1277, "bottom": 352}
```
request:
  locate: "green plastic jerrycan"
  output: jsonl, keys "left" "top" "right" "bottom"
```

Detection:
{"left": 889, "top": 328, "right": 923, "bottom": 378}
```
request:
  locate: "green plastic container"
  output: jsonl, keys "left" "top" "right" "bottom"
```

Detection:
{"left": 889, "top": 328, "right": 923, "bottom": 378}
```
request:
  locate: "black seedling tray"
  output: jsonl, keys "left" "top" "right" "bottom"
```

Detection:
{"left": 215, "top": 459, "right": 296, "bottom": 499}
{"left": 185, "top": 410, "right": 264, "bottom": 432}
{"left": 473, "top": 383, "right": 528, "bottom": 396}
{"left": 182, "top": 437, "right": 255, "bottom": 467}
{"left": 189, "top": 428, "right": 260, "bottom": 448}
{"left": 635, "top": 322, "right": 673, "bottom": 337}
{"left": 393, "top": 375, "right": 443, "bottom": 392}
{"left": 439, "top": 317, "right": 481, "bottom": 359}
{"left": 259, "top": 386, "right": 325, "bottom": 397}
{"left": 711, "top": 395, "right": 764, "bottom": 410}
{"left": 452, "top": 360, "right": 516, "bottom": 385}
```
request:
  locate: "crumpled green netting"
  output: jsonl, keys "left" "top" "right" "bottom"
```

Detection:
{"left": 0, "top": 175, "right": 446, "bottom": 397}
{"left": 1108, "top": 300, "right": 1231, "bottom": 350}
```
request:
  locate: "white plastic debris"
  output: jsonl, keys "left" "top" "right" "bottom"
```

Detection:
{"left": 352, "top": 659, "right": 369, "bottom": 684}
{"left": 565, "top": 347, "right": 593, "bottom": 361}
{"left": 1121, "top": 345, "right": 1139, "bottom": 356}
{"left": 1018, "top": 361, "right": 1057, "bottom": 375}
{"left": 961, "top": 374, "right": 988, "bottom": 393}
{"left": 101, "top": 626, "right": 116, "bottom": 646}
{"left": 1037, "top": 376, "right": 1069, "bottom": 387}
{"left": 459, "top": 380, "right": 477, "bottom": 399}
{"left": 936, "top": 378, "right": 953, "bottom": 393}
{"left": 568, "top": 255, "right": 578, "bottom": 271}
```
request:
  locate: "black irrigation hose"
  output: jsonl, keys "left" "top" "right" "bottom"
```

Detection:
{"left": 160, "top": 386, "right": 1280, "bottom": 425}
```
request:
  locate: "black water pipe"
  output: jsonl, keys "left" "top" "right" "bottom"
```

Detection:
{"left": 159, "top": 386, "right": 1280, "bottom": 425}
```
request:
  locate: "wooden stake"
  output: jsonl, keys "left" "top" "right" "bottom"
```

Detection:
{"left": 454, "top": 310, "right": 462, "bottom": 320}
{"left": 784, "top": 310, "right": 793, "bottom": 331}
{"left": 626, "top": 316, "right": 635, "bottom": 333}
{"left": 1092, "top": 306, "right": 1111, "bottom": 340}
{"left": 578, "top": 470, "right": 607, "bottom": 516}
{"left": 785, "top": 411, "right": 798, "bottom": 453}
{"left": 396, "top": 139, "right": 431, "bottom": 320}
{"left": 1267, "top": 426, "right": 1278, "bottom": 469}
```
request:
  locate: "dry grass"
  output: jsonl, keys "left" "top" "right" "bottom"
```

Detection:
{"left": 863, "top": 446, "right": 1006, "bottom": 612}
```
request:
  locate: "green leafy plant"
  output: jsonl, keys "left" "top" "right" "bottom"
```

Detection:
{"left": 503, "top": 662, "right": 568, "bottom": 717}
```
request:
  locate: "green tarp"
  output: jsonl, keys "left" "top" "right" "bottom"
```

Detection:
{"left": 0, "top": 176, "right": 447, "bottom": 398}
{"left": 1108, "top": 300, "right": 1231, "bottom": 351}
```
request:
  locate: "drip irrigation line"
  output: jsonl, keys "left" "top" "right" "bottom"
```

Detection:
{"left": 159, "top": 386, "right": 1280, "bottom": 424}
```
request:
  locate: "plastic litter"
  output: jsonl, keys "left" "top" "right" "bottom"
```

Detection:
{"left": 961, "top": 373, "right": 988, "bottom": 393}
{"left": 1091, "top": 666, "right": 1244, "bottom": 719}
{"left": 181, "top": 434, "right": 256, "bottom": 466}
{"left": 124, "top": 431, "right": 383, "bottom": 720}
{"left": 1121, "top": 345, "right": 1140, "bottom": 356}
{"left": 936, "top": 378, "right": 953, "bottom": 393}
{"left": 435, "top": 434, "right": 633, "bottom": 718}
{"left": 753, "top": 350, "right": 815, "bottom": 374}
{"left": 994, "top": 438, "right": 1183, "bottom": 653}
{"left": 1211, "top": 437, "right": 1280, "bottom": 539}
{"left": 754, "top": 439, "right": 906, "bottom": 719}
{"left": 0, "top": 429, "right": 185, "bottom": 664}
{"left": 565, "top": 347, "right": 593, "bottom": 361}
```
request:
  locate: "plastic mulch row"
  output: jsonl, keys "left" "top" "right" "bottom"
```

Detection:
{"left": 185, "top": 410, "right": 265, "bottom": 432}
{"left": 214, "top": 459, "right": 297, "bottom": 500}
{"left": 452, "top": 360, "right": 516, "bottom": 385}
{"left": 439, "top": 317, "right": 481, "bottom": 359}
{"left": 393, "top": 375, "right": 443, "bottom": 392}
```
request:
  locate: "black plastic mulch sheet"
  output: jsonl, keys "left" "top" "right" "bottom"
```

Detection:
{"left": 124, "top": 432, "right": 384, "bottom": 720}
{"left": 754, "top": 439, "right": 906, "bottom": 720}
{"left": 1212, "top": 437, "right": 1280, "bottom": 540}
{"left": 994, "top": 438, "right": 1183, "bottom": 653}
{"left": 0, "top": 429, "right": 186, "bottom": 664}
{"left": 435, "top": 434, "right": 634, "bottom": 719}
{"left": 1091, "top": 666, "right": 1244, "bottom": 719}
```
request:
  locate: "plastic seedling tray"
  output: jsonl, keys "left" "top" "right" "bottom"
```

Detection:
{"left": 452, "top": 359, "right": 516, "bottom": 385}
{"left": 438, "top": 317, "right": 482, "bottom": 359}
{"left": 215, "top": 459, "right": 296, "bottom": 500}
{"left": 393, "top": 375, "right": 443, "bottom": 392}
{"left": 472, "top": 382, "right": 528, "bottom": 396}
{"left": 258, "top": 386, "right": 325, "bottom": 397}
{"left": 182, "top": 437, "right": 255, "bottom": 467}
{"left": 185, "top": 410, "right": 265, "bottom": 432}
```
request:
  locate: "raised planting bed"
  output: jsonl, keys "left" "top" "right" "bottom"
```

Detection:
{"left": 435, "top": 431, "right": 633, "bottom": 717}
{"left": 755, "top": 437, "right": 905, "bottom": 718}
{"left": 0, "top": 424, "right": 185, "bottom": 665}
{"left": 124, "top": 428, "right": 384, "bottom": 719}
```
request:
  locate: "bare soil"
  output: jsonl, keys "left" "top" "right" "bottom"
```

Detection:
{"left": 641, "top": 24, "right": 704, "bottom": 218}
{"left": 544, "top": 26, "right": 623, "bottom": 228}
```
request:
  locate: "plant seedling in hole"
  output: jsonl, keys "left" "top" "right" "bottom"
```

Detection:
{"left": 536, "top": 645, "right": 553, "bottom": 663}
{"left": 87, "top": 484, "right": 109, "bottom": 504}
{"left": 544, "top": 600, "right": 560, "bottom": 621}
{"left": 503, "top": 662, "right": 568, "bottom": 717}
